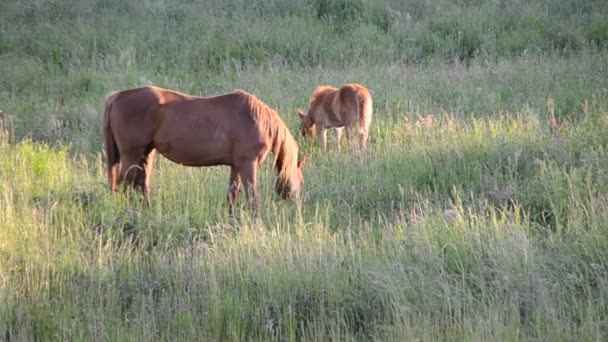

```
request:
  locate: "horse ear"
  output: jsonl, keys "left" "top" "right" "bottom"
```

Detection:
{"left": 297, "top": 156, "right": 307, "bottom": 169}
{"left": 297, "top": 110, "right": 306, "bottom": 120}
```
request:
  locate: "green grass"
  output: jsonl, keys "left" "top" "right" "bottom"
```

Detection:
{"left": 1, "top": 0, "right": 608, "bottom": 340}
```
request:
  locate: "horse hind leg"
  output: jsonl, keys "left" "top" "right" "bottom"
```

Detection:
{"left": 109, "top": 163, "right": 120, "bottom": 192}
{"left": 227, "top": 166, "right": 242, "bottom": 214}
{"left": 118, "top": 149, "right": 152, "bottom": 202}
{"left": 141, "top": 144, "right": 156, "bottom": 203}
{"left": 120, "top": 163, "right": 146, "bottom": 193}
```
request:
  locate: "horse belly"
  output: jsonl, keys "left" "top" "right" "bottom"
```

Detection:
{"left": 154, "top": 134, "right": 232, "bottom": 167}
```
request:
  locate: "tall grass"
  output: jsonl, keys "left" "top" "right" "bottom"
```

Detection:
{"left": 1, "top": 0, "right": 608, "bottom": 340}
{"left": 2, "top": 110, "right": 608, "bottom": 340}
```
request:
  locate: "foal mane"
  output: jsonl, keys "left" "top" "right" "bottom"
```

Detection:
{"left": 234, "top": 90, "right": 299, "bottom": 190}
{"left": 309, "top": 85, "right": 337, "bottom": 106}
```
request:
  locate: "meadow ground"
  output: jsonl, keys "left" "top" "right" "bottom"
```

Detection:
{"left": 1, "top": 0, "right": 608, "bottom": 340}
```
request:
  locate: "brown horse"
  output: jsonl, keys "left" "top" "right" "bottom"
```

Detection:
{"left": 297, "top": 83, "right": 373, "bottom": 150}
{"left": 102, "top": 85, "right": 306, "bottom": 210}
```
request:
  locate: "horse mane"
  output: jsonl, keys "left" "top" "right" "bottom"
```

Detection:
{"left": 233, "top": 90, "right": 299, "bottom": 192}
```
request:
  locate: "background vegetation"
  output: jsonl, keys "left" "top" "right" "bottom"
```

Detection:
{"left": 1, "top": 0, "right": 608, "bottom": 339}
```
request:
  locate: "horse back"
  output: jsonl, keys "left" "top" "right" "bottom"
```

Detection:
{"left": 106, "top": 86, "right": 270, "bottom": 165}
{"left": 111, "top": 86, "right": 191, "bottom": 112}
{"left": 156, "top": 89, "right": 269, "bottom": 166}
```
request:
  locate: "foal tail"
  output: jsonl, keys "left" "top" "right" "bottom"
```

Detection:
{"left": 356, "top": 91, "right": 372, "bottom": 133}
{"left": 356, "top": 90, "right": 373, "bottom": 147}
{"left": 103, "top": 92, "right": 120, "bottom": 191}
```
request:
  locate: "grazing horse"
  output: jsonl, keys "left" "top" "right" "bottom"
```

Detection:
{"left": 297, "top": 83, "right": 372, "bottom": 150}
{"left": 102, "top": 85, "right": 306, "bottom": 210}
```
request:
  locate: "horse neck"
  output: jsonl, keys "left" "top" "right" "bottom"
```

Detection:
{"left": 249, "top": 98, "right": 297, "bottom": 191}
{"left": 269, "top": 124, "right": 296, "bottom": 182}
{"left": 270, "top": 127, "right": 287, "bottom": 173}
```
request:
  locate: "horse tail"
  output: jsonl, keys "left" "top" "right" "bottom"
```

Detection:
{"left": 103, "top": 92, "right": 120, "bottom": 191}
{"left": 357, "top": 90, "right": 373, "bottom": 134}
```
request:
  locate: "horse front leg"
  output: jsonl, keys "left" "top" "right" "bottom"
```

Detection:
{"left": 227, "top": 166, "right": 242, "bottom": 214}
{"left": 238, "top": 161, "right": 259, "bottom": 211}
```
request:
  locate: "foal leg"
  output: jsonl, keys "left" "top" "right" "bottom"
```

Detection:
{"left": 316, "top": 126, "right": 328, "bottom": 151}
{"left": 333, "top": 127, "right": 343, "bottom": 151}
{"left": 227, "top": 166, "right": 242, "bottom": 214}
{"left": 344, "top": 126, "right": 353, "bottom": 151}
{"left": 359, "top": 129, "right": 369, "bottom": 151}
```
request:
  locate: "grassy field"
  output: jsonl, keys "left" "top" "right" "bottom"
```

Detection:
{"left": 1, "top": 0, "right": 608, "bottom": 340}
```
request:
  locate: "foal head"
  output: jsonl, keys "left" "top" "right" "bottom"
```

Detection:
{"left": 297, "top": 110, "right": 315, "bottom": 138}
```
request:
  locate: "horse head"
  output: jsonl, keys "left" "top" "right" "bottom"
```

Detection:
{"left": 276, "top": 156, "right": 306, "bottom": 199}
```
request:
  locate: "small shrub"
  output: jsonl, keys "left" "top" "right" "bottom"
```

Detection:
{"left": 586, "top": 17, "right": 608, "bottom": 47}
{"left": 316, "top": 0, "right": 366, "bottom": 23}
